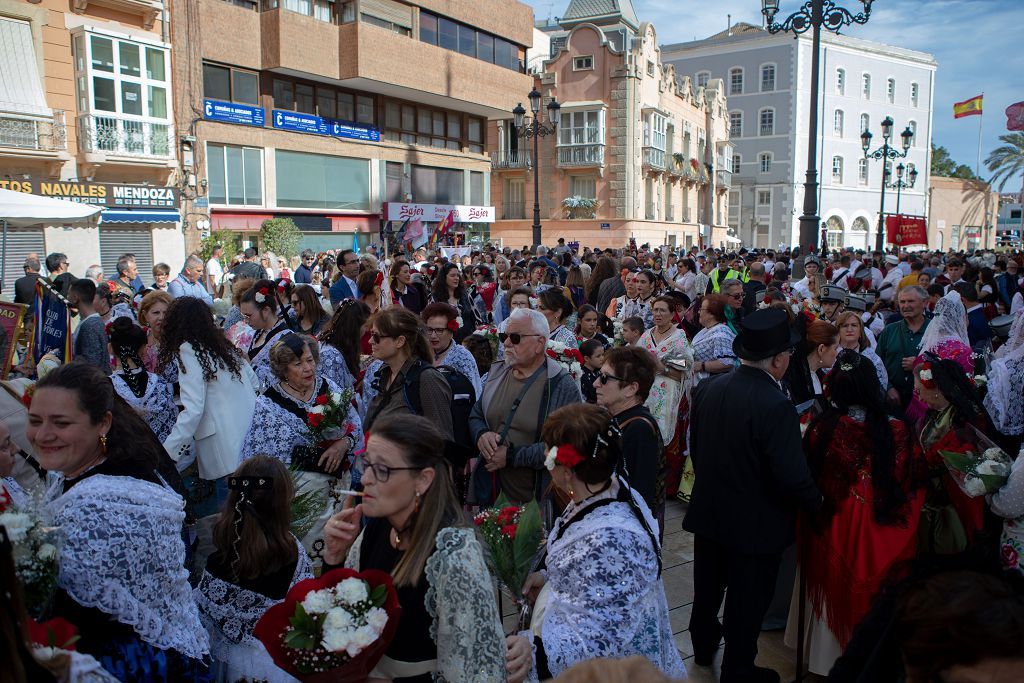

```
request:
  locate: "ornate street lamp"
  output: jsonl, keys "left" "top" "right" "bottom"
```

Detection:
{"left": 887, "top": 161, "right": 919, "bottom": 215}
{"left": 762, "top": 0, "right": 872, "bottom": 258}
{"left": 512, "top": 87, "right": 560, "bottom": 247}
{"left": 863, "top": 116, "right": 913, "bottom": 249}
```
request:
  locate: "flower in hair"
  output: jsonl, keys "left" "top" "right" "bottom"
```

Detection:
{"left": 106, "top": 281, "right": 117, "bottom": 294}
{"left": 918, "top": 362, "right": 935, "bottom": 389}
{"left": 447, "top": 318, "right": 459, "bottom": 333}
{"left": 374, "top": 271, "right": 384, "bottom": 288}
{"left": 544, "top": 443, "right": 586, "bottom": 471}
{"left": 277, "top": 279, "right": 292, "bottom": 293}
{"left": 104, "top": 321, "right": 115, "bottom": 336}
{"left": 254, "top": 286, "right": 270, "bottom": 304}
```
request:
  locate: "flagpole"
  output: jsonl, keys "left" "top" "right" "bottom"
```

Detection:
{"left": 976, "top": 92, "right": 985, "bottom": 178}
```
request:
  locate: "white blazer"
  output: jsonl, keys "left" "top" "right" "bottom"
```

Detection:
{"left": 163, "top": 342, "right": 257, "bottom": 480}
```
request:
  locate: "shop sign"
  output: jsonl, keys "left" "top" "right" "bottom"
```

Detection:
{"left": 0, "top": 178, "right": 179, "bottom": 209}
{"left": 203, "top": 98, "right": 266, "bottom": 127}
{"left": 383, "top": 202, "right": 495, "bottom": 223}
{"left": 272, "top": 110, "right": 380, "bottom": 142}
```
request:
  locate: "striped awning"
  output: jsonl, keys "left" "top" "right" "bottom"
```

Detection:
{"left": 100, "top": 209, "right": 180, "bottom": 224}
{"left": 0, "top": 17, "right": 51, "bottom": 118}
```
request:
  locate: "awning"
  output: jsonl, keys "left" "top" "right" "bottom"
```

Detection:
{"left": 0, "top": 17, "right": 51, "bottom": 118}
{"left": 0, "top": 187, "right": 101, "bottom": 227}
{"left": 100, "top": 209, "right": 180, "bottom": 224}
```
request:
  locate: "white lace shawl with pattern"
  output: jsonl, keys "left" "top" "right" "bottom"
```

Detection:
{"left": 46, "top": 474, "right": 209, "bottom": 659}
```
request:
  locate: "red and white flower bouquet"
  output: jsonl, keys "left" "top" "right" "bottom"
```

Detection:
{"left": 546, "top": 341, "right": 584, "bottom": 382}
{"left": 253, "top": 568, "right": 401, "bottom": 682}
{"left": 306, "top": 387, "right": 355, "bottom": 446}
{"left": 473, "top": 496, "right": 543, "bottom": 627}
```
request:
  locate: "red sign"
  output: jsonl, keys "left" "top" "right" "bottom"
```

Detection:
{"left": 885, "top": 214, "right": 928, "bottom": 247}
{"left": 1006, "top": 101, "right": 1024, "bottom": 131}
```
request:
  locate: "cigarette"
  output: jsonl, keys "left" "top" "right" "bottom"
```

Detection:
{"left": 336, "top": 489, "right": 365, "bottom": 497}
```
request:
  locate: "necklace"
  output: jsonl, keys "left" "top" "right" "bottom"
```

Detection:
{"left": 391, "top": 520, "right": 414, "bottom": 549}
{"left": 283, "top": 380, "right": 315, "bottom": 403}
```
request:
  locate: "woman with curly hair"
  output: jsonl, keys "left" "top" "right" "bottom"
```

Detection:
{"left": 159, "top": 296, "right": 258, "bottom": 505}
{"left": 784, "top": 349, "right": 924, "bottom": 675}
{"left": 318, "top": 298, "right": 371, "bottom": 391}
{"left": 429, "top": 262, "right": 476, "bottom": 342}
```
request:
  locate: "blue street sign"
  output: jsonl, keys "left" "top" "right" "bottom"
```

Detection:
{"left": 272, "top": 110, "right": 329, "bottom": 135}
{"left": 203, "top": 99, "right": 265, "bottom": 127}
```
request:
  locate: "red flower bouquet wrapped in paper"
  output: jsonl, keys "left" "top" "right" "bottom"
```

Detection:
{"left": 253, "top": 568, "right": 401, "bottom": 682}
{"left": 473, "top": 496, "right": 543, "bottom": 628}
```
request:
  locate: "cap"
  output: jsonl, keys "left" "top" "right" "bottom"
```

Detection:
{"left": 845, "top": 293, "right": 868, "bottom": 312}
{"left": 820, "top": 284, "right": 848, "bottom": 303}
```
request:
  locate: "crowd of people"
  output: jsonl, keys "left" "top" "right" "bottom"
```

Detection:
{"left": 2, "top": 237, "right": 1024, "bottom": 683}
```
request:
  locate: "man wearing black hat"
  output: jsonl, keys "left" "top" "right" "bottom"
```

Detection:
{"left": 685, "top": 308, "right": 823, "bottom": 683}
{"left": 792, "top": 254, "right": 822, "bottom": 300}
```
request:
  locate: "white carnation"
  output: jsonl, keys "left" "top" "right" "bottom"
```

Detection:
{"left": 301, "top": 588, "right": 335, "bottom": 615}
{"left": 335, "top": 577, "right": 368, "bottom": 604}
{"left": 36, "top": 543, "right": 56, "bottom": 561}
{"left": 365, "top": 607, "right": 389, "bottom": 634}
{"left": 0, "top": 512, "right": 32, "bottom": 543}
{"left": 331, "top": 392, "right": 344, "bottom": 404}
{"left": 343, "top": 625, "right": 378, "bottom": 657}
{"left": 964, "top": 476, "right": 987, "bottom": 497}
{"left": 321, "top": 625, "right": 354, "bottom": 653}
{"left": 323, "top": 606, "right": 354, "bottom": 633}
{"left": 309, "top": 405, "right": 325, "bottom": 415}
{"left": 544, "top": 446, "right": 559, "bottom": 471}
{"left": 976, "top": 460, "right": 1009, "bottom": 477}
{"left": 982, "top": 447, "right": 1006, "bottom": 461}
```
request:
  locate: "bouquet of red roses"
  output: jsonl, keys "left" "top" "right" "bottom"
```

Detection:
{"left": 253, "top": 568, "right": 401, "bottom": 682}
{"left": 474, "top": 496, "right": 543, "bottom": 624}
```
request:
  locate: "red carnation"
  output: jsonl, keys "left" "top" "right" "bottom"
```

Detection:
{"left": 1001, "top": 543, "right": 1019, "bottom": 569}
{"left": 546, "top": 349, "right": 558, "bottom": 360}
{"left": 308, "top": 412, "right": 325, "bottom": 428}
{"left": 447, "top": 318, "right": 459, "bottom": 332}
{"left": 501, "top": 524, "right": 518, "bottom": 539}
{"left": 315, "top": 394, "right": 329, "bottom": 406}
{"left": 277, "top": 279, "right": 292, "bottom": 292}
{"left": 26, "top": 616, "right": 78, "bottom": 650}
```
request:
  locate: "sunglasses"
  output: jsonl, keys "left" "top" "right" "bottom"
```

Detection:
{"left": 596, "top": 370, "right": 627, "bottom": 385}
{"left": 498, "top": 332, "right": 542, "bottom": 345}
{"left": 369, "top": 332, "right": 393, "bottom": 344}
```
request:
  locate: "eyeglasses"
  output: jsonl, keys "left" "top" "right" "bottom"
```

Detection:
{"left": 596, "top": 371, "right": 627, "bottom": 385}
{"left": 357, "top": 454, "right": 423, "bottom": 483}
{"left": 727, "top": 292, "right": 743, "bottom": 300}
{"left": 425, "top": 326, "right": 451, "bottom": 336}
{"left": 498, "top": 332, "right": 542, "bottom": 345}
{"left": 369, "top": 332, "right": 393, "bottom": 344}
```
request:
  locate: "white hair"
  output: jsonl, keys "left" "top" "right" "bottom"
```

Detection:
{"left": 507, "top": 307, "right": 549, "bottom": 337}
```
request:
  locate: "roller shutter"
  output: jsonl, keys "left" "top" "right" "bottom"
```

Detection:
{"left": 99, "top": 227, "right": 154, "bottom": 284}
{"left": 1, "top": 227, "right": 45, "bottom": 295}
{"left": 360, "top": 0, "right": 412, "bottom": 28}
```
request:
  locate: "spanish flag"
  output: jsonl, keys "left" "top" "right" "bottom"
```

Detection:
{"left": 954, "top": 95, "right": 983, "bottom": 119}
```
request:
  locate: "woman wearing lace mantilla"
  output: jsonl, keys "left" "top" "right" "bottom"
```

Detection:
{"left": 506, "top": 403, "right": 685, "bottom": 681}
{"left": 194, "top": 456, "right": 312, "bottom": 683}
{"left": 239, "top": 278, "right": 293, "bottom": 392}
{"left": 241, "top": 334, "right": 363, "bottom": 565}
{"left": 322, "top": 415, "right": 507, "bottom": 682}
{"left": 318, "top": 298, "right": 372, "bottom": 392}
{"left": 107, "top": 317, "right": 177, "bottom": 444}
{"left": 28, "top": 363, "right": 211, "bottom": 682}
{"left": 985, "top": 310, "right": 1024, "bottom": 445}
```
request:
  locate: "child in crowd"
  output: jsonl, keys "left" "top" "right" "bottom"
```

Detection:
{"left": 579, "top": 338, "right": 605, "bottom": 404}
{"left": 622, "top": 316, "right": 645, "bottom": 346}
{"left": 463, "top": 333, "right": 496, "bottom": 385}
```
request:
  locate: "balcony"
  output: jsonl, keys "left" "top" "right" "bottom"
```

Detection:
{"left": 558, "top": 143, "right": 604, "bottom": 168}
{"left": 502, "top": 201, "right": 526, "bottom": 220}
{"left": 0, "top": 111, "right": 67, "bottom": 153}
{"left": 492, "top": 150, "right": 531, "bottom": 171}
{"left": 717, "top": 168, "right": 733, "bottom": 189}
{"left": 642, "top": 146, "right": 666, "bottom": 172}
{"left": 78, "top": 114, "right": 174, "bottom": 166}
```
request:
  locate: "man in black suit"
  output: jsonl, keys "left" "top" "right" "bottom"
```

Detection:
{"left": 684, "top": 308, "right": 823, "bottom": 683}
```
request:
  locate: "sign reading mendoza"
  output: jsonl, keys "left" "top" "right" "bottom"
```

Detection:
{"left": 33, "top": 280, "right": 71, "bottom": 364}
{"left": 204, "top": 99, "right": 266, "bottom": 127}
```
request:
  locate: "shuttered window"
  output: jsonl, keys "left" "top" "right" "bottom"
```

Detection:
{"left": 1, "top": 228, "right": 45, "bottom": 295}
{"left": 360, "top": 0, "right": 412, "bottom": 28}
{"left": 100, "top": 227, "right": 154, "bottom": 283}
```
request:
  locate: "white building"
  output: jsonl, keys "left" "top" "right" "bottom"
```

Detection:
{"left": 662, "top": 22, "right": 936, "bottom": 251}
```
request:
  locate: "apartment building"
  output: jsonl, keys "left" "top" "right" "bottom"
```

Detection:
{"left": 488, "top": 0, "right": 732, "bottom": 250}
{"left": 0, "top": 0, "right": 183, "bottom": 291}
{"left": 926, "top": 176, "right": 998, "bottom": 251}
{"left": 172, "top": 0, "right": 534, "bottom": 253}
{"left": 663, "top": 22, "right": 936, "bottom": 251}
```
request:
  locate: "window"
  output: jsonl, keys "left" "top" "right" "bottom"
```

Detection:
{"left": 908, "top": 120, "right": 917, "bottom": 146}
{"left": 559, "top": 110, "right": 603, "bottom": 146}
{"left": 644, "top": 113, "right": 667, "bottom": 151}
{"left": 272, "top": 77, "right": 375, "bottom": 124}
{"left": 911, "top": 82, "right": 919, "bottom": 107}
{"left": 696, "top": 71, "right": 710, "bottom": 88}
{"left": 761, "top": 64, "right": 776, "bottom": 92}
{"left": 275, "top": 150, "right": 370, "bottom": 209}
{"left": 886, "top": 78, "right": 895, "bottom": 104}
{"left": 570, "top": 175, "right": 597, "bottom": 199}
{"left": 411, "top": 165, "right": 463, "bottom": 204}
{"left": 385, "top": 161, "right": 404, "bottom": 203}
{"left": 759, "top": 152, "right": 772, "bottom": 173}
{"left": 269, "top": 0, "right": 334, "bottom": 23}
{"left": 862, "top": 73, "right": 871, "bottom": 99}
{"left": 647, "top": 60, "right": 655, "bottom": 77}
{"left": 860, "top": 113, "right": 869, "bottom": 135}
{"left": 834, "top": 109, "right": 844, "bottom": 137}
{"left": 573, "top": 55, "right": 593, "bottom": 71}
{"left": 757, "top": 190, "right": 771, "bottom": 206}
{"left": 858, "top": 158, "right": 869, "bottom": 185}
{"left": 469, "top": 170, "right": 484, "bottom": 206}
{"left": 729, "top": 67, "right": 743, "bottom": 95}
{"left": 836, "top": 68, "right": 845, "bottom": 95}
{"left": 419, "top": 11, "right": 524, "bottom": 73}
{"left": 731, "top": 154, "right": 741, "bottom": 174}
{"left": 832, "top": 156, "right": 844, "bottom": 184}
{"left": 206, "top": 143, "right": 262, "bottom": 206}
{"left": 383, "top": 100, "right": 479, "bottom": 150}
{"left": 729, "top": 111, "right": 743, "bottom": 138}
{"left": 759, "top": 108, "right": 774, "bottom": 136}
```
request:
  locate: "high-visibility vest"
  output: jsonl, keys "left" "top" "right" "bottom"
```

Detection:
{"left": 710, "top": 267, "right": 742, "bottom": 293}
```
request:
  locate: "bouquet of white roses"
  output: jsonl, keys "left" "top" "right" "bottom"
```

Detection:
{"left": 0, "top": 508, "right": 60, "bottom": 617}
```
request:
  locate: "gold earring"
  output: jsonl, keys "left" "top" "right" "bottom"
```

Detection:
{"left": 99, "top": 434, "right": 108, "bottom": 454}
{"left": 413, "top": 491, "right": 421, "bottom": 513}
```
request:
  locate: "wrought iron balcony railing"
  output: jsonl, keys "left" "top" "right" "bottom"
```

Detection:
{"left": 0, "top": 110, "right": 67, "bottom": 152}
{"left": 557, "top": 143, "right": 604, "bottom": 168}
{"left": 492, "top": 150, "right": 531, "bottom": 170}
{"left": 78, "top": 114, "right": 173, "bottom": 158}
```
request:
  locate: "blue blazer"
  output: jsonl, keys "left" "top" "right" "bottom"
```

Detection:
{"left": 966, "top": 307, "right": 992, "bottom": 348}
{"left": 329, "top": 277, "right": 356, "bottom": 307}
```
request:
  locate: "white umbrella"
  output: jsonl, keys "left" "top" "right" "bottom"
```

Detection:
{"left": 0, "top": 187, "right": 102, "bottom": 227}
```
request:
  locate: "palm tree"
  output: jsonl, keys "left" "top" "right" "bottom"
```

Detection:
{"left": 985, "top": 133, "right": 1024, "bottom": 191}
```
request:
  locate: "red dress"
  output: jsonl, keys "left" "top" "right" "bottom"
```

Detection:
{"left": 803, "top": 416, "right": 924, "bottom": 647}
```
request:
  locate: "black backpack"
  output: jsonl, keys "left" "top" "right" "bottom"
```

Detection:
{"left": 401, "top": 360, "right": 477, "bottom": 458}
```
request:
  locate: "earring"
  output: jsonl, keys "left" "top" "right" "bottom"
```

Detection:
{"left": 413, "top": 491, "right": 421, "bottom": 513}
{"left": 99, "top": 434, "right": 108, "bottom": 454}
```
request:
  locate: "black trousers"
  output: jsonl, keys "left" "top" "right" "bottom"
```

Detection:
{"left": 689, "top": 534, "right": 782, "bottom": 682}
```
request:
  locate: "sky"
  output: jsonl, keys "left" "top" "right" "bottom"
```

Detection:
{"left": 521, "top": 0, "right": 1024, "bottom": 191}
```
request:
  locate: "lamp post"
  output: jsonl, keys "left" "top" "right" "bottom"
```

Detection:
{"left": 862, "top": 117, "right": 913, "bottom": 250}
{"left": 887, "top": 161, "right": 918, "bottom": 216}
{"left": 513, "top": 87, "right": 560, "bottom": 248}
{"left": 762, "top": 0, "right": 872, "bottom": 255}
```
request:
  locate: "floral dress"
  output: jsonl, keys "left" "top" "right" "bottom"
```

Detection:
{"left": 246, "top": 321, "right": 291, "bottom": 392}
{"left": 637, "top": 326, "right": 694, "bottom": 497}
{"left": 690, "top": 323, "right": 736, "bottom": 387}
{"left": 111, "top": 369, "right": 178, "bottom": 444}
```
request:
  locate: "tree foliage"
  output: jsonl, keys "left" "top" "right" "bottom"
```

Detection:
{"left": 260, "top": 217, "right": 303, "bottom": 259}
{"left": 198, "top": 229, "right": 241, "bottom": 264}
{"left": 931, "top": 142, "right": 981, "bottom": 180}
{"left": 985, "top": 133, "right": 1024, "bottom": 192}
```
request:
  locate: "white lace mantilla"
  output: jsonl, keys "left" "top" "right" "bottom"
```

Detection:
{"left": 46, "top": 474, "right": 209, "bottom": 660}
{"left": 194, "top": 538, "right": 311, "bottom": 683}
{"left": 538, "top": 480, "right": 685, "bottom": 679}
{"left": 111, "top": 371, "right": 178, "bottom": 443}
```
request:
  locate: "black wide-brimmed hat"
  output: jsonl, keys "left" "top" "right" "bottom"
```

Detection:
{"left": 732, "top": 308, "right": 802, "bottom": 361}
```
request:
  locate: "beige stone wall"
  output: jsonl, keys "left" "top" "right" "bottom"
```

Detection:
{"left": 928, "top": 176, "right": 999, "bottom": 250}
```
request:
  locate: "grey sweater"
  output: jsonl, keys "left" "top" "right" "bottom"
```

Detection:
{"left": 73, "top": 314, "right": 111, "bottom": 375}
